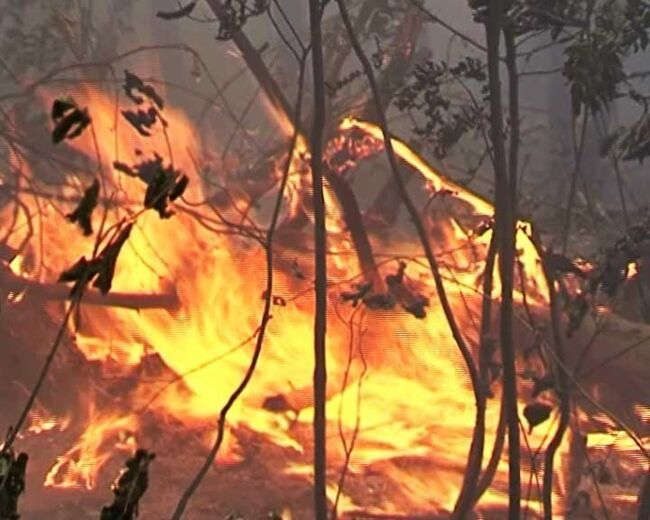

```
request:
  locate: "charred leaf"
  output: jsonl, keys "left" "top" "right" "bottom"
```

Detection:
{"left": 169, "top": 174, "right": 189, "bottom": 201}
{"left": 93, "top": 223, "right": 133, "bottom": 294}
{"left": 385, "top": 261, "right": 407, "bottom": 287}
{"left": 122, "top": 108, "right": 164, "bottom": 137}
{"left": 341, "top": 281, "right": 372, "bottom": 307}
{"left": 66, "top": 179, "right": 100, "bottom": 236}
{"left": 58, "top": 256, "right": 100, "bottom": 297}
{"left": 144, "top": 169, "right": 174, "bottom": 218}
{"left": 123, "top": 70, "right": 164, "bottom": 109}
{"left": 531, "top": 373, "right": 556, "bottom": 398}
{"left": 362, "top": 292, "right": 396, "bottom": 310}
{"left": 523, "top": 402, "right": 553, "bottom": 433}
{"left": 262, "top": 394, "right": 295, "bottom": 414}
{"left": 157, "top": 2, "right": 197, "bottom": 20}
{"left": 51, "top": 98, "right": 91, "bottom": 144}
{"left": 121, "top": 154, "right": 186, "bottom": 218}
{"left": 113, "top": 161, "right": 136, "bottom": 177}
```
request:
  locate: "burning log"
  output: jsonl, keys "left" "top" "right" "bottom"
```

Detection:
{"left": 1, "top": 263, "right": 179, "bottom": 311}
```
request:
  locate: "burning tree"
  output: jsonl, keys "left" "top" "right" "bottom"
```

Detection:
{"left": 0, "top": 1, "right": 649, "bottom": 519}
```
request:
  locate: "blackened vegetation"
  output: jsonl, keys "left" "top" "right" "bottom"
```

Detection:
{"left": 341, "top": 261, "right": 429, "bottom": 319}
{"left": 55, "top": 73, "right": 188, "bottom": 297}
{"left": 114, "top": 154, "right": 189, "bottom": 218}
{"left": 100, "top": 450, "right": 155, "bottom": 520}
{"left": 0, "top": 449, "right": 28, "bottom": 520}
{"left": 523, "top": 401, "right": 553, "bottom": 434}
{"left": 66, "top": 179, "right": 100, "bottom": 236}
{"left": 58, "top": 223, "right": 133, "bottom": 296}
{"left": 542, "top": 251, "right": 586, "bottom": 280}
{"left": 122, "top": 108, "right": 167, "bottom": 137}
{"left": 324, "top": 70, "right": 362, "bottom": 98}
{"left": 156, "top": 2, "right": 198, "bottom": 21}
{"left": 122, "top": 71, "right": 167, "bottom": 137}
{"left": 50, "top": 98, "right": 91, "bottom": 144}
{"left": 123, "top": 70, "right": 164, "bottom": 110}
{"left": 589, "top": 221, "right": 650, "bottom": 297}
{"left": 215, "top": 1, "right": 270, "bottom": 41}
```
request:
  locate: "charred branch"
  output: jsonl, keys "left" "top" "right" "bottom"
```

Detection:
{"left": 1, "top": 264, "right": 179, "bottom": 311}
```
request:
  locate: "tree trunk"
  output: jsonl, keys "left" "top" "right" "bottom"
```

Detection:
{"left": 308, "top": 2, "right": 329, "bottom": 519}
{"left": 485, "top": 2, "right": 521, "bottom": 514}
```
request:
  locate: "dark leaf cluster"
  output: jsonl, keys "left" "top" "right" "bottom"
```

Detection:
{"left": 121, "top": 70, "right": 167, "bottom": 136}
{"left": 123, "top": 70, "right": 164, "bottom": 109}
{"left": 563, "top": 32, "right": 625, "bottom": 116}
{"left": 51, "top": 98, "right": 91, "bottom": 144}
{"left": 523, "top": 401, "right": 553, "bottom": 433}
{"left": 66, "top": 179, "right": 100, "bottom": 236}
{"left": 395, "top": 58, "right": 487, "bottom": 159}
{"left": 215, "top": 0, "right": 270, "bottom": 41}
{"left": 122, "top": 107, "right": 167, "bottom": 137}
{"left": 588, "top": 220, "right": 650, "bottom": 297}
{"left": 58, "top": 223, "right": 133, "bottom": 296}
{"left": 113, "top": 154, "right": 189, "bottom": 218}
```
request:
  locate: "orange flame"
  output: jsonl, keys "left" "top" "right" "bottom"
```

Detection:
{"left": 0, "top": 87, "right": 569, "bottom": 514}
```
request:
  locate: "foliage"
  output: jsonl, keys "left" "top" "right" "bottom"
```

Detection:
{"left": 0, "top": 0, "right": 136, "bottom": 83}
{"left": 395, "top": 57, "right": 487, "bottom": 159}
{"left": 563, "top": 31, "right": 625, "bottom": 116}
{"left": 215, "top": 0, "right": 270, "bottom": 40}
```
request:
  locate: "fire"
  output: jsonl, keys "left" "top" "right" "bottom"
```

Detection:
{"left": 1, "top": 86, "right": 572, "bottom": 515}
{"left": 26, "top": 412, "right": 70, "bottom": 436}
{"left": 44, "top": 405, "right": 137, "bottom": 490}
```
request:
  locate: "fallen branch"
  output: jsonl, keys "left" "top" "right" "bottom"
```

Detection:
{"left": 1, "top": 264, "right": 179, "bottom": 310}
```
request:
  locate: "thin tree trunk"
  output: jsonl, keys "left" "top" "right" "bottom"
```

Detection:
{"left": 308, "top": 2, "right": 329, "bottom": 519}
{"left": 486, "top": 2, "right": 521, "bottom": 515}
